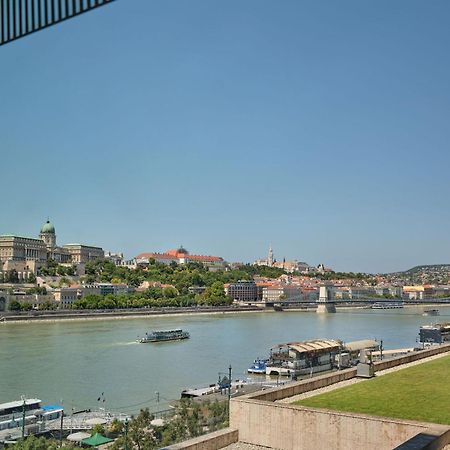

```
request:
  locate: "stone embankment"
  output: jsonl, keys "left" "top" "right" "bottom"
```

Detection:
{"left": 1, "top": 305, "right": 266, "bottom": 323}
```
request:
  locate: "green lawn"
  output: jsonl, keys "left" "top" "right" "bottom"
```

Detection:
{"left": 294, "top": 354, "right": 450, "bottom": 425}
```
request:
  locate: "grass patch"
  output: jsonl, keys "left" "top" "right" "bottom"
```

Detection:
{"left": 294, "top": 354, "right": 450, "bottom": 425}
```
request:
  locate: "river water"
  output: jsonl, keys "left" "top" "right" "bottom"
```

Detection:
{"left": 1, "top": 306, "right": 449, "bottom": 414}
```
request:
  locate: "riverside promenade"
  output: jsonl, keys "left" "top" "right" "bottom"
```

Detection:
{"left": 0, "top": 305, "right": 267, "bottom": 323}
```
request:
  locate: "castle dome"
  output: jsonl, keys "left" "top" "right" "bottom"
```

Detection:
{"left": 40, "top": 220, "right": 55, "bottom": 234}
{"left": 177, "top": 246, "right": 189, "bottom": 255}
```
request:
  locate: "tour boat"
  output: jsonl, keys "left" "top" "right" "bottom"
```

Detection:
{"left": 137, "top": 329, "right": 190, "bottom": 343}
{"left": 371, "top": 302, "right": 403, "bottom": 309}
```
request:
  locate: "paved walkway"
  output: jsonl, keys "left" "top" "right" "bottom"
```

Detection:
{"left": 223, "top": 444, "right": 275, "bottom": 450}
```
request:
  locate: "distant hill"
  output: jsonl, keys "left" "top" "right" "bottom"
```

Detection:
{"left": 404, "top": 264, "right": 450, "bottom": 274}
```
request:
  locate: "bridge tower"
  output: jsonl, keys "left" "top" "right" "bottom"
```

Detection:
{"left": 316, "top": 285, "right": 336, "bottom": 313}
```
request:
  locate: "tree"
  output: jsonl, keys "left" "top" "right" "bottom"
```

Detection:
{"left": 202, "top": 281, "right": 229, "bottom": 305}
{"left": 9, "top": 300, "right": 22, "bottom": 311}
{"left": 111, "top": 409, "right": 157, "bottom": 450}
{"left": 27, "top": 272, "right": 37, "bottom": 283}
{"left": 8, "top": 436, "right": 77, "bottom": 449}
{"left": 108, "top": 418, "right": 124, "bottom": 435}
{"left": 5, "top": 269, "right": 19, "bottom": 283}
{"left": 91, "top": 423, "right": 105, "bottom": 435}
{"left": 163, "top": 287, "right": 178, "bottom": 298}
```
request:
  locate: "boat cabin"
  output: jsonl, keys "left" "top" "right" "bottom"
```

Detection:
{"left": 266, "top": 339, "right": 342, "bottom": 376}
{"left": 420, "top": 323, "right": 450, "bottom": 344}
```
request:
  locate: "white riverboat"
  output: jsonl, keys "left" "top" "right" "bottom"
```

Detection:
{"left": 0, "top": 398, "right": 63, "bottom": 435}
{"left": 137, "top": 329, "right": 190, "bottom": 343}
{"left": 372, "top": 302, "right": 403, "bottom": 309}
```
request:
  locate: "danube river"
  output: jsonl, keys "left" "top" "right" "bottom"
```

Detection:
{"left": 1, "top": 306, "right": 449, "bottom": 414}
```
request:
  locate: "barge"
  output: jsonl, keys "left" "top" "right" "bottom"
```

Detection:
{"left": 265, "top": 339, "right": 343, "bottom": 377}
{"left": 251, "top": 338, "right": 381, "bottom": 377}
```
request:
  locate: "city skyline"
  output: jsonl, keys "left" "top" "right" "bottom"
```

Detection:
{"left": 0, "top": 218, "right": 447, "bottom": 274}
{"left": 2, "top": 0, "right": 450, "bottom": 273}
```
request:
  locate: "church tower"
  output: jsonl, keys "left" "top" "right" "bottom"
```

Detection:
{"left": 39, "top": 219, "right": 56, "bottom": 250}
{"left": 268, "top": 245, "right": 274, "bottom": 266}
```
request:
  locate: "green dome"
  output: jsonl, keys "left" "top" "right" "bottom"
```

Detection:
{"left": 41, "top": 220, "right": 55, "bottom": 234}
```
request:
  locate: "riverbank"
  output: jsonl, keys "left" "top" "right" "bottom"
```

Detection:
{"left": 1, "top": 302, "right": 445, "bottom": 324}
{"left": 0, "top": 306, "right": 267, "bottom": 324}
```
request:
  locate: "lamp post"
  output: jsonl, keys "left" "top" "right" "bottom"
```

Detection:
{"left": 124, "top": 417, "right": 129, "bottom": 450}
{"left": 59, "top": 410, "right": 64, "bottom": 447}
{"left": 21, "top": 397, "right": 26, "bottom": 438}
{"left": 228, "top": 365, "right": 232, "bottom": 402}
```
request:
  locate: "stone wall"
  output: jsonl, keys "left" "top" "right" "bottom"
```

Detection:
{"left": 231, "top": 399, "right": 449, "bottom": 450}
{"left": 162, "top": 428, "right": 238, "bottom": 450}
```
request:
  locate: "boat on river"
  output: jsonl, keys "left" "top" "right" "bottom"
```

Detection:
{"left": 372, "top": 302, "right": 403, "bottom": 309}
{"left": 137, "top": 329, "right": 190, "bottom": 343}
{"left": 422, "top": 309, "right": 440, "bottom": 316}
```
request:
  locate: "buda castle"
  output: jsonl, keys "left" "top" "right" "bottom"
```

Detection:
{"left": 0, "top": 220, "right": 104, "bottom": 280}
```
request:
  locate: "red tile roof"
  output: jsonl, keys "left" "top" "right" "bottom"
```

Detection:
{"left": 135, "top": 251, "right": 223, "bottom": 263}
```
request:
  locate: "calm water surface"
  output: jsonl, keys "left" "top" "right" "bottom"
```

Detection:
{"left": 1, "top": 306, "right": 449, "bottom": 413}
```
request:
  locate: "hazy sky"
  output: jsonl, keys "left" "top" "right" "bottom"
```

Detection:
{"left": 1, "top": 1, "right": 450, "bottom": 273}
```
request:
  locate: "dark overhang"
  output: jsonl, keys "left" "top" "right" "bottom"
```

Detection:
{"left": 1, "top": 0, "right": 116, "bottom": 47}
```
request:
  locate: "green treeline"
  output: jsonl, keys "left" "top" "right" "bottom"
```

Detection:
{"left": 68, "top": 259, "right": 286, "bottom": 309}
{"left": 84, "top": 259, "right": 286, "bottom": 290}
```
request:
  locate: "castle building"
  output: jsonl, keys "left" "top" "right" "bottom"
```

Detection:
{"left": 0, "top": 220, "right": 104, "bottom": 278}
{"left": 135, "top": 246, "right": 225, "bottom": 271}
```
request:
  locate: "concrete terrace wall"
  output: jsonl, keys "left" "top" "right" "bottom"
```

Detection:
{"left": 231, "top": 399, "right": 449, "bottom": 450}
{"left": 373, "top": 344, "right": 450, "bottom": 371}
{"left": 248, "top": 367, "right": 357, "bottom": 403}
{"left": 162, "top": 428, "right": 238, "bottom": 450}
{"left": 230, "top": 344, "right": 450, "bottom": 450}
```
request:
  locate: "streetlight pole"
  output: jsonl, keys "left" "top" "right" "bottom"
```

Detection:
{"left": 124, "top": 417, "right": 129, "bottom": 450}
{"left": 228, "top": 365, "right": 232, "bottom": 402}
{"left": 59, "top": 411, "right": 64, "bottom": 447}
{"left": 21, "top": 397, "right": 26, "bottom": 438}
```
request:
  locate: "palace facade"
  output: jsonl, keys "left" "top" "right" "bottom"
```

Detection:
{"left": 0, "top": 220, "right": 104, "bottom": 279}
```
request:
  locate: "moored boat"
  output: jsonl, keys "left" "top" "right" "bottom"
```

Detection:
{"left": 248, "top": 358, "right": 268, "bottom": 374}
{"left": 265, "top": 339, "right": 343, "bottom": 377}
{"left": 419, "top": 323, "right": 450, "bottom": 344}
{"left": 138, "top": 329, "right": 190, "bottom": 343}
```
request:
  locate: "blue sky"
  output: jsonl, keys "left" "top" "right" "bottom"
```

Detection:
{"left": 1, "top": 1, "right": 450, "bottom": 273}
